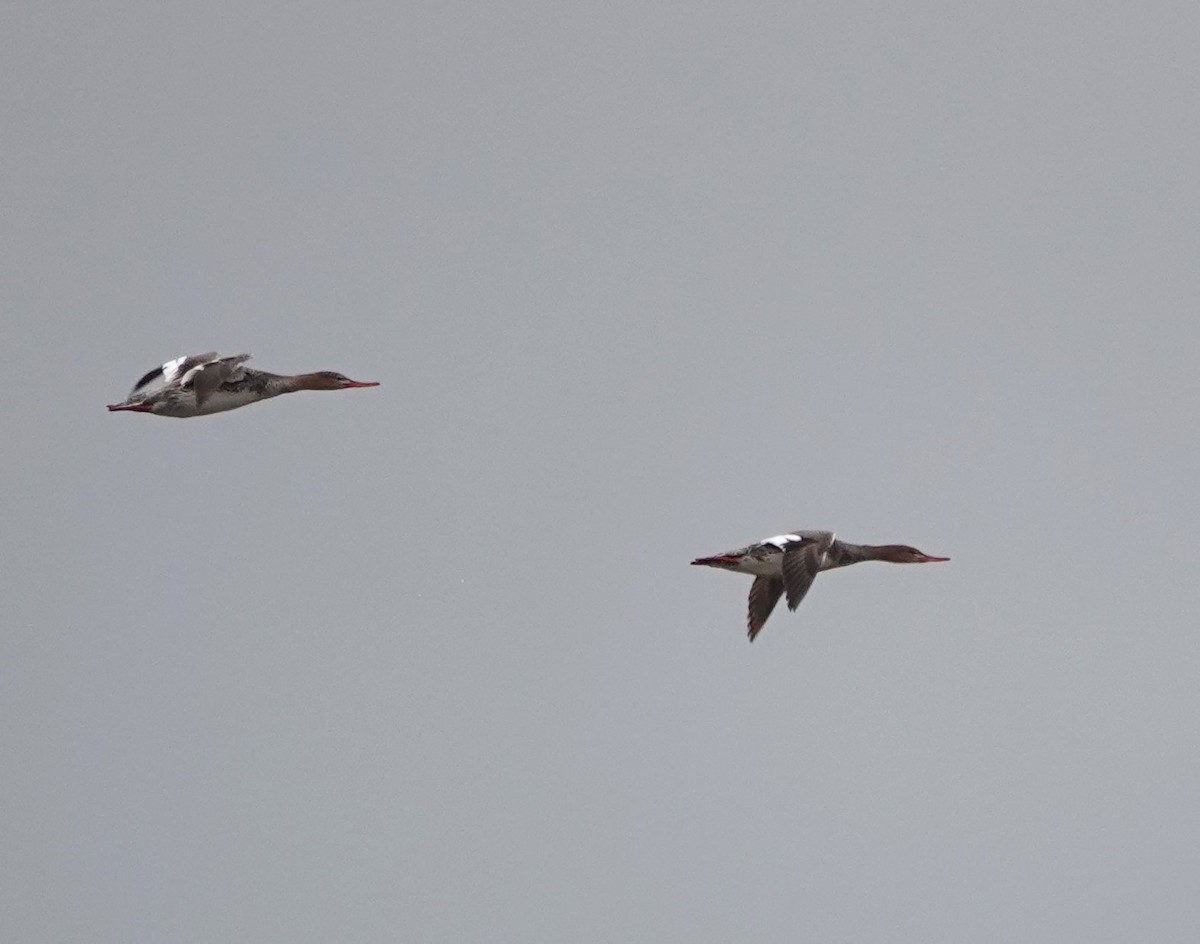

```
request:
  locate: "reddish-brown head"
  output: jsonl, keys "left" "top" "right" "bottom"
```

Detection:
{"left": 299, "top": 371, "right": 381, "bottom": 391}
{"left": 876, "top": 545, "right": 951, "bottom": 564}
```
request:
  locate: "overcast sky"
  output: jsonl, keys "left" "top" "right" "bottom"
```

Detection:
{"left": 4, "top": 1, "right": 1200, "bottom": 941}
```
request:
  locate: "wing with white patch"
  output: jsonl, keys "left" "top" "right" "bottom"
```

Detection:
{"left": 165, "top": 352, "right": 218, "bottom": 384}
{"left": 789, "top": 529, "right": 836, "bottom": 545}
{"left": 129, "top": 351, "right": 220, "bottom": 396}
{"left": 762, "top": 530, "right": 834, "bottom": 552}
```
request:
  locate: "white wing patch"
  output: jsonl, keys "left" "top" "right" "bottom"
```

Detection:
{"left": 178, "top": 363, "right": 207, "bottom": 387}
{"left": 160, "top": 356, "right": 190, "bottom": 385}
{"left": 763, "top": 531, "right": 839, "bottom": 552}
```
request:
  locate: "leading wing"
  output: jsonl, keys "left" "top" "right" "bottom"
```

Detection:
{"left": 188, "top": 354, "right": 252, "bottom": 406}
{"left": 129, "top": 351, "right": 220, "bottom": 396}
{"left": 781, "top": 531, "right": 834, "bottom": 611}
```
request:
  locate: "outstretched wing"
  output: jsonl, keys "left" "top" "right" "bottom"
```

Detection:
{"left": 781, "top": 531, "right": 834, "bottom": 611}
{"left": 747, "top": 576, "right": 784, "bottom": 642}
{"left": 129, "top": 351, "right": 220, "bottom": 396}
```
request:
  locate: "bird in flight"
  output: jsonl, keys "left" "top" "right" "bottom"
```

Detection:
{"left": 692, "top": 530, "right": 949, "bottom": 641}
{"left": 107, "top": 352, "right": 378, "bottom": 418}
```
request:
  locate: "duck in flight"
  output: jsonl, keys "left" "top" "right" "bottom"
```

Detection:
{"left": 692, "top": 530, "right": 950, "bottom": 641}
{"left": 107, "top": 352, "right": 379, "bottom": 417}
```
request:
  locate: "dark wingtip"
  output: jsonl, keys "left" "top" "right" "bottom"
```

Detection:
{"left": 131, "top": 365, "right": 164, "bottom": 393}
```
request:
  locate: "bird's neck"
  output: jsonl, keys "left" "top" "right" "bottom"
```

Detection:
{"left": 824, "top": 542, "right": 902, "bottom": 567}
{"left": 853, "top": 544, "right": 913, "bottom": 564}
{"left": 258, "top": 371, "right": 309, "bottom": 395}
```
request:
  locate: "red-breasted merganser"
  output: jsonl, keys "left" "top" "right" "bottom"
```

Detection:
{"left": 692, "top": 530, "right": 949, "bottom": 641}
{"left": 106, "top": 352, "right": 379, "bottom": 417}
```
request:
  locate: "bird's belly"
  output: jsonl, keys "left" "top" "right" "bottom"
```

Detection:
{"left": 194, "top": 389, "right": 263, "bottom": 415}
{"left": 740, "top": 554, "right": 784, "bottom": 577}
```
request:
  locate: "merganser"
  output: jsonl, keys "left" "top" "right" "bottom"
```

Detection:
{"left": 106, "top": 352, "right": 379, "bottom": 417}
{"left": 692, "top": 530, "right": 950, "bottom": 641}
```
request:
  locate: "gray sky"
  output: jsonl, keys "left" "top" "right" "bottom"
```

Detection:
{"left": 4, "top": 1, "right": 1200, "bottom": 941}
